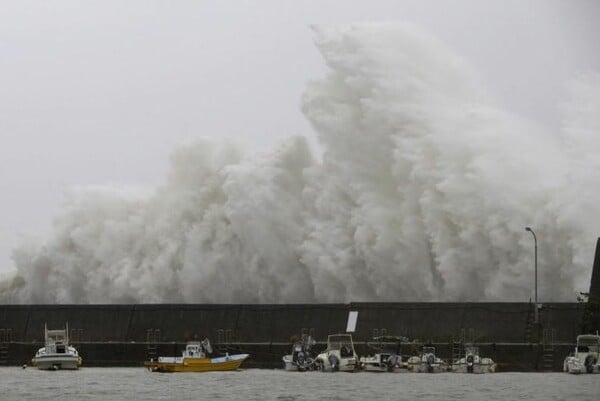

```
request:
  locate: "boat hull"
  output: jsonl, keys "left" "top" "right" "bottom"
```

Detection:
{"left": 564, "top": 360, "right": 600, "bottom": 374}
{"left": 283, "top": 358, "right": 298, "bottom": 371}
{"left": 407, "top": 355, "right": 447, "bottom": 373}
{"left": 33, "top": 355, "right": 81, "bottom": 370}
{"left": 451, "top": 363, "right": 496, "bottom": 373}
{"left": 315, "top": 354, "right": 357, "bottom": 372}
{"left": 282, "top": 355, "right": 302, "bottom": 371}
{"left": 409, "top": 363, "right": 447, "bottom": 373}
{"left": 363, "top": 365, "right": 405, "bottom": 372}
{"left": 283, "top": 354, "right": 316, "bottom": 371}
{"left": 145, "top": 354, "right": 249, "bottom": 372}
{"left": 360, "top": 354, "right": 404, "bottom": 372}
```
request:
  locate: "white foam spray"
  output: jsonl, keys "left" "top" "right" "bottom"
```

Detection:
{"left": 2, "top": 23, "right": 599, "bottom": 303}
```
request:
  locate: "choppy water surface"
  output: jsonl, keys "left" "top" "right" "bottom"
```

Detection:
{"left": 1, "top": 368, "right": 597, "bottom": 401}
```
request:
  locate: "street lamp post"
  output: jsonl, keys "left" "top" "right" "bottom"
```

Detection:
{"left": 525, "top": 227, "right": 538, "bottom": 324}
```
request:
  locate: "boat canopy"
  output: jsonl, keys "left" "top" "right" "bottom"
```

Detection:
{"left": 576, "top": 335, "right": 600, "bottom": 352}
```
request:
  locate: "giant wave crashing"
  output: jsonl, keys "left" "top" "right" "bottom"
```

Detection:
{"left": 2, "top": 23, "right": 599, "bottom": 303}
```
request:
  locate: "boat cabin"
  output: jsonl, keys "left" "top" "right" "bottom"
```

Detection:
{"left": 182, "top": 339, "right": 213, "bottom": 359}
{"left": 327, "top": 334, "right": 355, "bottom": 357}
{"left": 184, "top": 343, "right": 204, "bottom": 358}
{"left": 45, "top": 325, "right": 70, "bottom": 354}
{"left": 576, "top": 334, "right": 600, "bottom": 353}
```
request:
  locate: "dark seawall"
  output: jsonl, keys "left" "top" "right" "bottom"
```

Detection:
{"left": 0, "top": 302, "right": 586, "bottom": 371}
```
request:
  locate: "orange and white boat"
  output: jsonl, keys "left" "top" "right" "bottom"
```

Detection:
{"left": 145, "top": 339, "right": 249, "bottom": 373}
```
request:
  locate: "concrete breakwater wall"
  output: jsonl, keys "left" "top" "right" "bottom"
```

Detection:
{"left": 0, "top": 302, "right": 586, "bottom": 371}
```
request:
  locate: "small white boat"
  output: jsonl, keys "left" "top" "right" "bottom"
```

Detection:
{"left": 451, "top": 346, "right": 496, "bottom": 373}
{"left": 407, "top": 346, "right": 447, "bottom": 373}
{"left": 283, "top": 335, "right": 316, "bottom": 371}
{"left": 32, "top": 323, "right": 82, "bottom": 370}
{"left": 361, "top": 352, "right": 403, "bottom": 372}
{"left": 315, "top": 334, "right": 359, "bottom": 372}
{"left": 563, "top": 333, "right": 600, "bottom": 374}
{"left": 360, "top": 336, "right": 406, "bottom": 372}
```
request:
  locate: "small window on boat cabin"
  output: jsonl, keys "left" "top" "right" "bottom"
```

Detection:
{"left": 187, "top": 345, "right": 200, "bottom": 355}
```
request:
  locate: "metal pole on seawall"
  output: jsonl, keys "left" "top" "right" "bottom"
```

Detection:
{"left": 525, "top": 227, "right": 538, "bottom": 325}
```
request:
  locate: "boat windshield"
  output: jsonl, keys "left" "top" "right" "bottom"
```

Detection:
{"left": 423, "top": 347, "right": 435, "bottom": 355}
{"left": 47, "top": 333, "right": 67, "bottom": 344}
{"left": 577, "top": 336, "right": 600, "bottom": 352}
{"left": 328, "top": 335, "right": 353, "bottom": 351}
{"left": 184, "top": 343, "right": 205, "bottom": 357}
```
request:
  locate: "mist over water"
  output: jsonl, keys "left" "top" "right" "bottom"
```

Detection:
{"left": 2, "top": 24, "right": 599, "bottom": 303}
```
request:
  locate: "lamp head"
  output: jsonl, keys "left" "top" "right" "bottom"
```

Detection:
{"left": 525, "top": 227, "right": 531, "bottom": 232}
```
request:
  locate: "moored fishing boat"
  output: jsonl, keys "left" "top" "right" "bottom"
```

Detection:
{"left": 407, "top": 346, "right": 447, "bottom": 373}
{"left": 563, "top": 333, "right": 600, "bottom": 374}
{"left": 282, "top": 334, "right": 316, "bottom": 371}
{"left": 451, "top": 346, "right": 496, "bottom": 373}
{"left": 32, "top": 323, "right": 82, "bottom": 370}
{"left": 361, "top": 352, "right": 403, "bottom": 372}
{"left": 145, "top": 339, "right": 249, "bottom": 372}
{"left": 360, "top": 336, "right": 406, "bottom": 372}
{"left": 314, "top": 334, "right": 359, "bottom": 372}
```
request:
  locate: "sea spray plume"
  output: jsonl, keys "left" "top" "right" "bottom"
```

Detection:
{"left": 301, "top": 23, "right": 574, "bottom": 301}
{"left": 8, "top": 138, "right": 315, "bottom": 303}
{"left": 1, "top": 23, "right": 597, "bottom": 303}
{"left": 11, "top": 187, "right": 154, "bottom": 303}
{"left": 10, "top": 141, "right": 244, "bottom": 303}
{"left": 179, "top": 136, "right": 315, "bottom": 303}
{"left": 557, "top": 73, "right": 600, "bottom": 292}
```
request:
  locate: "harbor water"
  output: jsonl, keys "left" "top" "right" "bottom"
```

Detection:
{"left": 2, "top": 367, "right": 597, "bottom": 401}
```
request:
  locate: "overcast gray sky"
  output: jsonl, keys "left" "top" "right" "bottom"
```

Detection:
{"left": 1, "top": 0, "right": 599, "bottom": 274}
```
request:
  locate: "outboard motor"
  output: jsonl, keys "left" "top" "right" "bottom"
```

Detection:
{"left": 328, "top": 354, "right": 340, "bottom": 371}
{"left": 387, "top": 354, "right": 399, "bottom": 372}
{"left": 426, "top": 353, "right": 435, "bottom": 373}
{"left": 466, "top": 354, "right": 474, "bottom": 373}
{"left": 295, "top": 349, "right": 308, "bottom": 371}
{"left": 584, "top": 355, "right": 596, "bottom": 373}
{"left": 292, "top": 343, "right": 302, "bottom": 362}
{"left": 291, "top": 336, "right": 314, "bottom": 371}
